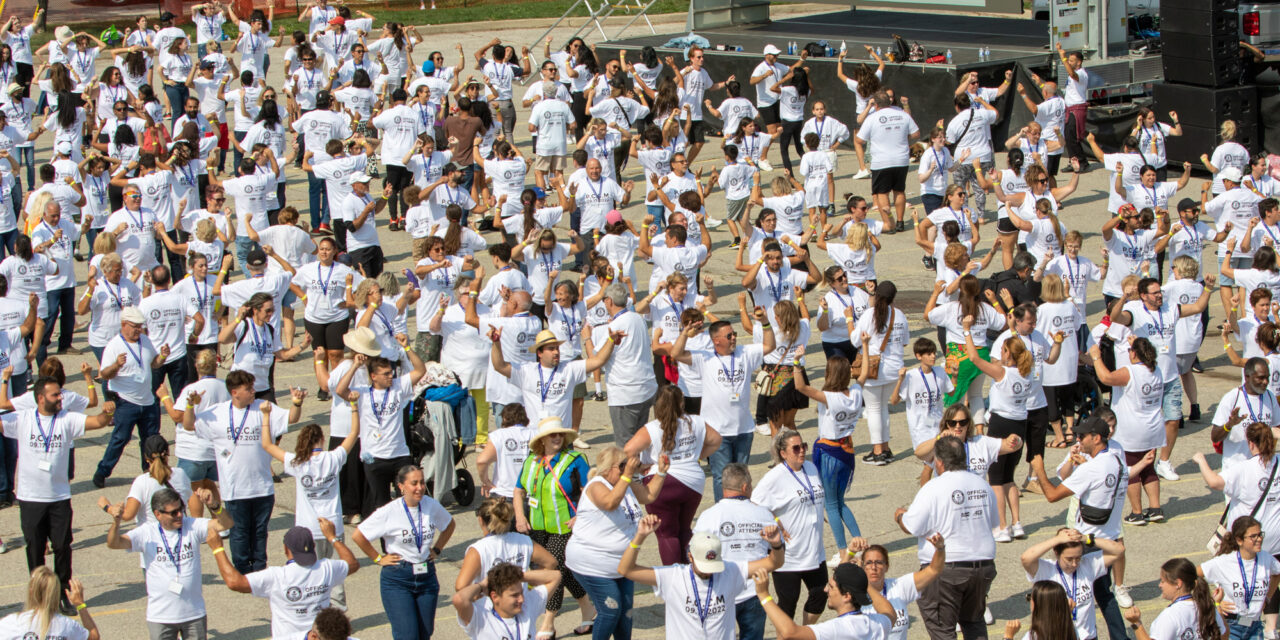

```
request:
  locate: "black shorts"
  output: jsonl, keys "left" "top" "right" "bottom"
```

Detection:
{"left": 687, "top": 120, "right": 708, "bottom": 144}
{"left": 997, "top": 216, "right": 1019, "bottom": 234}
{"left": 349, "top": 245, "right": 385, "bottom": 278}
{"left": 759, "top": 103, "right": 781, "bottom": 125}
{"left": 870, "top": 166, "right": 908, "bottom": 194}
{"left": 305, "top": 318, "right": 351, "bottom": 351}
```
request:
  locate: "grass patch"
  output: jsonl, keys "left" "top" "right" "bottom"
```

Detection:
{"left": 32, "top": 0, "right": 689, "bottom": 48}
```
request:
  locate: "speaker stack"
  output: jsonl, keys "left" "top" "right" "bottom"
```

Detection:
{"left": 1157, "top": 0, "right": 1259, "bottom": 163}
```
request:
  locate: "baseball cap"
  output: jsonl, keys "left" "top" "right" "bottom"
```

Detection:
{"left": 199, "top": 60, "right": 216, "bottom": 71}
{"left": 54, "top": 141, "right": 73, "bottom": 155}
{"left": 347, "top": 171, "right": 373, "bottom": 185}
{"left": 1072, "top": 416, "right": 1110, "bottom": 440}
{"left": 121, "top": 307, "right": 145, "bottom": 325}
{"left": 421, "top": 60, "right": 435, "bottom": 75}
{"left": 531, "top": 186, "right": 547, "bottom": 200}
{"left": 1176, "top": 197, "right": 1200, "bottom": 212}
{"left": 688, "top": 531, "right": 726, "bottom": 574}
{"left": 606, "top": 209, "right": 623, "bottom": 225}
{"left": 1220, "top": 167, "right": 1244, "bottom": 184}
{"left": 246, "top": 248, "right": 268, "bottom": 267}
{"left": 328, "top": 16, "right": 345, "bottom": 25}
{"left": 832, "top": 563, "right": 872, "bottom": 606}
{"left": 283, "top": 526, "right": 318, "bottom": 567}
{"left": 763, "top": 44, "right": 781, "bottom": 56}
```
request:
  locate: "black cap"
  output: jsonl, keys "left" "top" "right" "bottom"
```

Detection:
{"left": 283, "top": 526, "right": 318, "bottom": 566}
{"left": 1177, "top": 197, "right": 1199, "bottom": 212}
{"left": 832, "top": 563, "right": 872, "bottom": 606}
{"left": 1072, "top": 416, "right": 1110, "bottom": 440}
{"left": 246, "top": 248, "right": 267, "bottom": 267}
{"left": 199, "top": 60, "right": 216, "bottom": 71}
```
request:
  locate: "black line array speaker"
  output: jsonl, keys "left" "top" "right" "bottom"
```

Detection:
{"left": 1151, "top": 84, "right": 1258, "bottom": 129}
{"left": 1160, "top": 9, "right": 1238, "bottom": 36}
{"left": 1165, "top": 122, "right": 1262, "bottom": 165}
{"left": 1162, "top": 0, "right": 1235, "bottom": 12}
{"left": 1161, "top": 54, "right": 1242, "bottom": 87}
{"left": 1159, "top": 0, "right": 1242, "bottom": 87}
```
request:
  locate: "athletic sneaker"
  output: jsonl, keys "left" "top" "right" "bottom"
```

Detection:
{"left": 730, "top": 237, "right": 741, "bottom": 248}
{"left": 574, "top": 438, "right": 592, "bottom": 450}
{"left": 758, "top": 160, "right": 774, "bottom": 172}
{"left": 994, "top": 528, "right": 1012, "bottom": 543}
{"left": 1189, "top": 403, "right": 1202, "bottom": 421}
{"left": 852, "top": 168, "right": 871, "bottom": 180}
{"left": 922, "top": 255, "right": 937, "bottom": 270}
{"left": 1010, "top": 522, "right": 1026, "bottom": 538}
{"left": 1123, "top": 512, "right": 1147, "bottom": 526}
{"left": 0, "top": 536, "right": 6, "bottom": 554}
{"left": 896, "top": 221, "right": 906, "bottom": 233}
{"left": 704, "top": 217, "right": 724, "bottom": 229}
{"left": 1143, "top": 507, "right": 1165, "bottom": 522}
{"left": 755, "top": 423, "right": 772, "bottom": 436}
{"left": 1114, "top": 583, "right": 1135, "bottom": 608}
{"left": 1155, "top": 459, "right": 1180, "bottom": 481}
{"left": 870, "top": 452, "right": 891, "bottom": 466}
{"left": 984, "top": 607, "right": 994, "bottom": 625}
{"left": 862, "top": 451, "right": 880, "bottom": 463}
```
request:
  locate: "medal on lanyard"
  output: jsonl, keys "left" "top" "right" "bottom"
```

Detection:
{"left": 317, "top": 263, "right": 335, "bottom": 297}
{"left": 401, "top": 498, "right": 432, "bottom": 573}
{"left": 228, "top": 403, "right": 252, "bottom": 448}
{"left": 561, "top": 304, "right": 579, "bottom": 337}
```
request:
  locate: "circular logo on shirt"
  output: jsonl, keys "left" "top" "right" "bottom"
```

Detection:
{"left": 1261, "top": 477, "right": 1273, "bottom": 492}
{"left": 1105, "top": 473, "right": 1118, "bottom": 488}
{"left": 15, "top": 264, "right": 25, "bottom": 275}
{"left": 1052, "top": 316, "right": 1063, "bottom": 327}
{"left": 504, "top": 438, "right": 518, "bottom": 451}
{"left": 301, "top": 474, "right": 315, "bottom": 488}
{"left": 244, "top": 185, "right": 254, "bottom": 194}
{"left": 834, "top": 411, "right": 850, "bottom": 423}
{"left": 22, "top": 634, "right": 37, "bottom": 640}
{"left": 150, "top": 309, "right": 161, "bottom": 320}
{"left": 504, "top": 169, "right": 518, "bottom": 180}
{"left": 1011, "top": 381, "right": 1025, "bottom": 395}
{"left": 719, "top": 522, "right": 736, "bottom": 537}
{"left": 1180, "top": 629, "right": 1196, "bottom": 640}
{"left": 308, "top": 120, "right": 319, "bottom": 130}
{"left": 951, "top": 490, "right": 964, "bottom": 505}
{"left": 1141, "top": 383, "right": 1156, "bottom": 395}
{"left": 517, "top": 331, "right": 530, "bottom": 343}
{"left": 1232, "top": 201, "right": 1243, "bottom": 210}
{"left": 878, "top": 115, "right": 888, "bottom": 124}
{"left": 285, "top": 586, "right": 304, "bottom": 602}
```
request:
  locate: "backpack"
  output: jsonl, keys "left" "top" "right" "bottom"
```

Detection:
{"left": 803, "top": 42, "right": 827, "bottom": 58}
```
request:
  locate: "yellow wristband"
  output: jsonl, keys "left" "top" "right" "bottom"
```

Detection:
{"left": 375, "top": 554, "right": 384, "bottom": 563}
{"left": 218, "top": 270, "right": 228, "bottom": 275}
{"left": 620, "top": 475, "right": 632, "bottom": 483}
{"left": 404, "top": 346, "right": 412, "bottom": 353}
{"left": 757, "top": 258, "right": 764, "bottom": 264}
{"left": 160, "top": 395, "right": 172, "bottom": 403}
{"left": 212, "top": 547, "right": 225, "bottom": 555}
{"left": 301, "top": 294, "right": 308, "bottom": 300}
{"left": 316, "top": 358, "right": 325, "bottom": 363}
{"left": 211, "top": 505, "right": 223, "bottom": 515}
{"left": 760, "top": 595, "right": 774, "bottom": 604}
{"left": 76, "top": 603, "right": 87, "bottom": 611}
{"left": 629, "top": 542, "right": 641, "bottom": 549}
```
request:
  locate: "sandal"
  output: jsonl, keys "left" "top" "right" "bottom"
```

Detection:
{"left": 1064, "top": 433, "right": 1077, "bottom": 446}
{"left": 572, "top": 620, "right": 595, "bottom": 636}
{"left": 1047, "top": 439, "right": 1068, "bottom": 448}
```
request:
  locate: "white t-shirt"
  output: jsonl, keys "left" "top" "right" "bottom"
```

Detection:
{"left": 926, "top": 301, "right": 1005, "bottom": 347}
{"left": 901, "top": 470, "right": 998, "bottom": 563}
{"left": 1063, "top": 446, "right": 1129, "bottom": 540}
{"left": 3, "top": 409, "right": 87, "bottom": 502}
{"left": 861, "top": 575, "right": 921, "bottom": 640}
{"left": 1111, "top": 363, "right": 1166, "bottom": 452}
{"left": 1222, "top": 456, "right": 1280, "bottom": 555}
{"left": 284, "top": 448, "right": 347, "bottom": 538}
{"left": 1102, "top": 230, "right": 1157, "bottom": 297}
{"left": 1028, "top": 553, "right": 1108, "bottom": 640}
{"left": 486, "top": 425, "right": 537, "bottom": 498}
{"left": 356, "top": 496, "right": 453, "bottom": 564}
{"left": 1045, "top": 255, "right": 1103, "bottom": 317}
{"left": 510, "top": 360, "right": 587, "bottom": 431}
{"left": 1122, "top": 300, "right": 1181, "bottom": 381}
{"left": 1201, "top": 551, "right": 1280, "bottom": 620}
{"left": 902, "top": 366, "right": 954, "bottom": 445}
{"left": 353, "top": 375, "right": 416, "bottom": 460}
{"left": 690, "top": 345, "right": 764, "bottom": 437}
{"left": 0, "top": 611, "right": 88, "bottom": 640}
{"left": 809, "top": 611, "right": 892, "bottom": 640}
{"left": 458, "top": 586, "right": 548, "bottom": 640}
{"left": 1214, "top": 387, "right": 1280, "bottom": 468}
{"left": 101, "top": 335, "right": 158, "bottom": 405}
{"left": 604, "top": 311, "right": 658, "bottom": 407}
{"left": 247, "top": 559, "right": 350, "bottom": 639}
{"left": 564, "top": 476, "right": 643, "bottom": 579}
{"left": 753, "top": 462, "right": 825, "bottom": 571}
{"left": 653, "top": 561, "right": 749, "bottom": 640}
{"left": 856, "top": 107, "right": 918, "bottom": 169}
{"left": 946, "top": 108, "right": 998, "bottom": 163}
{"left": 130, "top": 517, "right": 211, "bottom": 623}
{"left": 1148, "top": 598, "right": 1225, "bottom": 640}
{"left": 191, "top": 400, "right": 290, "bottom": 501}
{"left": 530, "top": 100, "right": 574, "bottom": 156}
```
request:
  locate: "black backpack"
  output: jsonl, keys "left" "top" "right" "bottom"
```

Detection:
{"left": 803, "top": 42, "right": 827, "bottom": 58}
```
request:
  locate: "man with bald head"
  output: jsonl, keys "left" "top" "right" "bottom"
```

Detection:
{"left": 567, "top": 156, "right": 632, "bottom": 269}
{"left": 600, "top": 283, "right": 654, "bottom": 446}
{"left": 1017, "top": 76, "right": 1066, "bottom": 178}
{"left": 464, "top": 288, "right": 542, "bottom": 431}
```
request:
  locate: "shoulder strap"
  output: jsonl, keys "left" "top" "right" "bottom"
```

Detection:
{"left": 949, "top": 109, "right": 975, "bottom": 152}
{"left": 615, "top": 98, "right": 632, "bottom": 129}
{"left": 1251, "top": 458, "right": 1279, "bottom": 518}
{"left": 877, "top": 310, "right": 895, "bottom": 353}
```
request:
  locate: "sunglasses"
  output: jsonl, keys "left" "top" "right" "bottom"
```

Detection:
{"left": 789, "top": 443, "right": 807, "bottom": 453}
{"left": 946, "top": 419, "right": 969, "bottom": 426}
{"left": 158, "top": 507, "right": 183, "bottom": 517}
{"left": 126, "top": 193, "right": 142, "bottom": 199}
{"left": 210, "top": 197, "right": 226, "bottom": 202}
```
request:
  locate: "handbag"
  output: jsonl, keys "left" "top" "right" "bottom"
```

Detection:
{"left": 850, "top": 316, "right": 894, "bottom": 381}
{"left": 1079, "top": 452, "right": 1122, "bottom": 525}
{"left": 1207, "top": 458, "right": 1279, "bottom": 552}
{"left": 752, "top": 335, "right": 799, "bottom": 395}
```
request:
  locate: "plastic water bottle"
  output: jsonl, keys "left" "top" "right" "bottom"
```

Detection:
{"left": 946, "top": 49, "right": 953, "bottom": 64}
{"left": 876, "top": 46, "right": 882, "bottom": 57}
{"left": 840, "top": 40, "right": 847, "bottom": 55}
{"left": 983, "top": 46, "right": 991, "bottom": 60}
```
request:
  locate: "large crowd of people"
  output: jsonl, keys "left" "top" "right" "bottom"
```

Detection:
{"left": 0, "top": 4, "right": 1277, "bottom": 640}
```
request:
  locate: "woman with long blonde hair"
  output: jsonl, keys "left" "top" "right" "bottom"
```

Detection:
{"left": 0, "top": 567, "right": 98, "bottom": 639}
{"left": 816, "top": 220, "right": 879, "bottom": 287}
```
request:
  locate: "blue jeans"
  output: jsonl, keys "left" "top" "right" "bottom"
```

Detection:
{"left": 814, "top": 444, "right": 861, "bottom": 548}
{"left": 234, "top": 237, "right": 259, "bottom": 277}
{"left": 709, "top": 432, "right": 754, "bottom": 501}
{"left": 93, "top": 398, "right": 160, "bottom": 482}
{"left": 0, "top": 229, "right": 15, "bottom": 259}
{"left": 573, "top": 571, "right": 634, "bottom": 640}
{"left": 1093, "top": 566, "right": 1131, "bottom": 640}
{"left": 36, "top": 286, "right": 75, "bottom": 363}
{"left": 459, "top": 163, "right": 476, "bottom": 194}
{"left": 0, "top": 436, "right": 13, "bottom": 502}
{"left": 232, "top": 130, "right": 246, "bottom": 169}
{"left": 224, "top": 494, "right": 274, "bottom": 574}
{"left": 163, "top": 83, "right": 189, "bottom": 126}
{"left": 306, "top": 171, "right": 329, "bottom": 228}
{"left": 380, "top": 560, "right": 440, "bottom": 640}
{"left": 16, "top": 145, "right": 33, "bottom": 190}
{"left": 1230, "top": 620, "right": 1263, "bottom": 640}
{"left": 647, "top": 203, "right": 665, "bottom": 230}
{"left": 736, "top": 596, "right": 766, "bottom": 640}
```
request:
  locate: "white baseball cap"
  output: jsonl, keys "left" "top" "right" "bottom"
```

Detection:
{"left": 1220, "top": 167, "right": 1244, "bottom": 184}
{"left": 121, "top": 307, "right": 145, "bottom": 325}
{"left": 688, "top": 531, "right": 726, "bottom": 574}
{"left": 347, "top": 172, "right": 373, "bottom": 185}
{"left": 763, "top": 44, "right": 781, "bottom": 56}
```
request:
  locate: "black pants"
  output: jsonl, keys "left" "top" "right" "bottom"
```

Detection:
{"left": 363, "top": 455, "right": 412, "bottom": 517}
{"left": 919, "top": 561, "right": 997, "bottom": 640}
{"left": 773, "top": 564, "right": 829, "bottom": 619}
{"left": 20, "top": 499, "right": 73, "bottom": 593}
{"left": 151, "top": 357, "right": 189, "bottom": 401}
{"left": 570, "top": 92, "right": 589, "bottom": 142}
{"left": 349, "top": 245, "right": 385, "bottom": 278}
{"left": 384, "top": 165, "right": 412, "bottom": 220}
{"left": 331, "top": 434, "right": 366, "bottom": 518}
{"left": 332, "top": 219, "right": 350, "bottom": 254}
{"left": 1023, "top": 406, "right": 1050, "bottom": 463}
{"left": 779, "top": 120, "right": 804, "bottom": 173}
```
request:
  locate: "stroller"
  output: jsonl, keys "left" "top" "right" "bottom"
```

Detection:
{"left": 405, "top": 380, "right": 477, "bottom": 507}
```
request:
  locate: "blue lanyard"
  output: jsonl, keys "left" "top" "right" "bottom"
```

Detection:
{"left": 122, "top": 339, "right": 144, "bottom": 369}
{"left": 158, "top": 523, "right": 184, "bottom": 574}
{"left": 228, "top": 404, "right": 252, "bottom": 445}
{"left": 559, "top": 304, "right": 579, "bottom": 337}
{"left": 919, "top": 369, "right": 937, "bottom": 411}
{"left": 666, "top": 294, "right": 684, "bottom": 318}
{"left": 587, "top": 177, "right": 605, "bottom": 200}
{"left": 932, "top": 148, "right": 946, "bottom": 176}
{"left": 946, "top": 207, "right": 968, "bottom": 234}
{"left": 744, "top": 135, "right": 756, "bottom": 158}
{"left": 1262, "top": 223, "right": 1280, "bottom": 246}
{"left": 1170, "top": 594, "right": 1192, "bottom": 607}
{"left": 178, "top": 163, "right": 196, "bottom": 187}
{"left": 433, "top": 260, "right": 451, "bottom": 288}
{"left": 832, "top": 290, "right": 852, "bottom": 312}
{"left": 419, "top": 104, "right": 432, "bottom": 128}
{"left": 317, "top": 263, "right": 335, "bottom": 297}
{"left": 248, "top": 322, "right": 270, "bottom": 356}
{"left": 374, "top": 308, "right": 395, "bottom": 337}
{"left": 1065, "top": 256, "right": 1080, "bottom": 284}
{"left": 1143, "top": 305, "right": 1166, "bottom": 340}
{"left": 784, "top": 463, "right": 816, "bottom": 504}
{"left": 715, "top": 352, "right": 737, "bottom": 389}
{"left": 1143, "top": 184, "right": 1159, "bottom": 207}
{"left": 103, "top": 278, "right": 124, "bottom": 309}
{"left": 33, "top": 410, "right": 55, "bottom": 454}
{"left": 814, "top": 117, "right": 825, "bottom": 142}
{"left": 491, "top": 610, "right": 524, "bottom": 640}
{"left": 538, "top": 364, "right": 560, "bottom": 403}
{"left": 401, "top": 499, "right": 425, "bottom": 551}
{"left": 372, "top": 386, "right": 393, "bottom": 417}
{"left": 1240, "top": 386, "right": 1266, "bottom": 423}
{"left": 1055, "top": 565, "right": 1079, "bottom": 620}
{"left": 689, "top": 566, "right": 715, "bottom": 626}
{"left": 1239, "top": 552, "right": 1260, "bottom": 607}
{"left": 765, "top": 269, "right": 784, "bottom": 301}
{"left": 838, "top": 610, "right": 864, "bottom": 618}
{"left": 420, "top": 153, "right": 434, "bottom": 181}
{"left": 541, "top": 251, "right": 557, "bottom": 275}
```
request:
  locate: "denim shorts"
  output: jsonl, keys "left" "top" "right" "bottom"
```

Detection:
{"left": 178, "top": 458, "right": 219, "bottom": 483}
{"left": 1219, "top": 256, "right": 1253, "bottom": 286}
{"left": 1161, "top": 375, "right": 1184, "bottom": 422}
{"left": 282, "top": 289, "right": 298, "bottom": 308}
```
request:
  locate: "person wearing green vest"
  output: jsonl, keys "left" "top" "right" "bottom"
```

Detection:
{"left": 514, "top": 416, "right": 596, "bottom": 635}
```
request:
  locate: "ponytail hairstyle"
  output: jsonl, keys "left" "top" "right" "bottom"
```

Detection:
{"left": 291, "top": 423, "right": 325, "bottom": 466}
{"left": 519, "top": 188, "right": 539, "bottom": 238}
{"left": 1221, "top": 119, "right": 1238, "bottom": 143}
{"left": 143, "top": 434, "right": 173, "bottom": 487}
{"left": 1161, "top": 557, "right": 1218, "bottom": 640}
{"left": 442, "top": 204, "right": 464, "bottom": 256}
{"left": 1247, "top": 421, "right": 1277, "bottom": 460}
{"left": 653, "top": 384, "right": 686, "bottom": 452}
{"left": 1035, "top": 198, "right": 1065, "bottom": 250}
{"left": 387, "top": 22, "right": 406, "bottom": 50}
{"left": 1216, "top": 515, "right": 1263, "bottom": 556}
{"left": 873, "top": 280, "right": 897, "bottom": 335}
{"left": 640, "top": 45, "right": 659, "bottom": 68}
{"left": 1130, "top": 337, "right": 1158, "bottom": 371}
{"left": 1258, "top": 322, "right": 1280, "bottom": 354}
{"left": 1007, "top": 147, "right": 1025, "bottom": 176}
{"left": 1004, "top": 337, "right": 1034, "bottom": 377}
{"left": 476, "top": 497, "right": 515, "bottom": 535}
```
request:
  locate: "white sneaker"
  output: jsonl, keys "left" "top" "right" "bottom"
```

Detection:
{"left": 852, "top": 168, "right": 871, "bottom": 180}
{"left": 219, "top": 528, "right": 231, "bottom": 539}
{"left": 1155, "top": 459, "right": 1180, "bottom": 481}
{"left": 755, "top": 423, "right": 772, "bottom": 436}
{"left": 984, "top": 606, "right": 994, "bottom": 625}
{"left": 574, "top": 437, "right": 592, "bottom": 450}
{"left": 831, "top": 552, "right": 846, "bottom": 567}
{"left": 758, "top": 160, "right": 774, "bottom": 172}
{"left": 1010, "top": 522, "right": 1026, "bottom": 539}
{"left": 1114, "top": 583, "right": 1134, "bottom": 608}
{"left": 0, "top": 537, "right": 6, "bottom": 554}
{"left": 704, "top": 217, "right": 724, "bottom": 229}
{"left": 993, "top": 528, "right": 1012, "bottom": 543}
